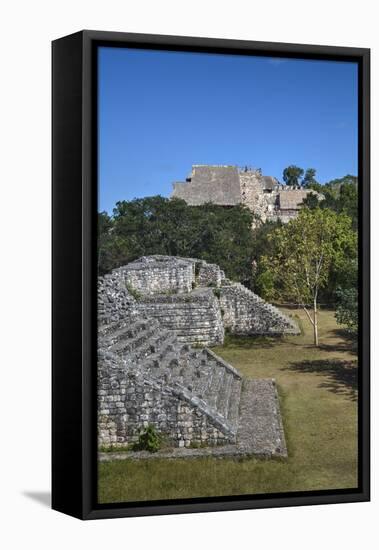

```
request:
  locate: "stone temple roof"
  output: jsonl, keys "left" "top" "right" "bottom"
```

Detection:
{"left": 172, "top": 165, "right": 242, "bottom": 206}
{"left": 278, "top": 189, "right": 311, "bottom": 209}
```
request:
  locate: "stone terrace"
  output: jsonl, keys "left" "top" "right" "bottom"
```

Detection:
{"left": 106, "top": 255, "right": 299, "bottom": 345}
{"left": 98, "top": 315, "right": 287, "bottom": 456}
{"left": 97, "top": 263, "right": 288, "bottom": 456}
{"left": 98, "top": 317, "right": 242, "bottom": 448}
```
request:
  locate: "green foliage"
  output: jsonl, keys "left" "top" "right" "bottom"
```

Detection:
{"left": 98, "top": 196, "right": 256, "bottom": 285}
{"left": 125, "top": 283, "right": 142, "bottom": 301}
{"left": 302, "top": 168, "right": 318, "bottom": 187}
{"left": 301, "top": 191, "right": 320, "bottom": 210}
{"left": 133, "top": 425, "right": 162, "bottom": 453}
{"left": 301, "top": 175, "right": 358, "bottom": 230}
{"left": 251, "top": 219, "right": 284, "bottom": 298}
{"left": 335, "top": 287, "right": 358, "bottom": 338}
{"left": 98, "top": 174, "right": 358, "bottom": 324}
{"left": 282, "top": 166, "right": 319, "bottom": 187}
{"left": 283, "top": 165, "right": 304, "bottom": 186}
{"left": 335, "top": 257, "right": 358, "bottom": 340}
{"left": 254, "top": 268, "right": 276, "bottom": 301}
{"left": 260, "top": 208, "right": 357, "bottom": 345}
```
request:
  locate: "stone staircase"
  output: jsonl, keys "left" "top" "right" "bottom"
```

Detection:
{"left": 138, "top": 288, "right": 224, "bottom": 346}
{"left": 97, "top": 257, "right": 290, "bottom": 453}
{"left": 220, "top": 281, "right": 299, "bottom": 335}
{"left": 98, "top": 316, "right": 242, "bottom": 441}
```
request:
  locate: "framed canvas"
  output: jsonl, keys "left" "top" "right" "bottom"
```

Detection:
{"left": 52, "top": 30, "right": 370, "bottom": 520}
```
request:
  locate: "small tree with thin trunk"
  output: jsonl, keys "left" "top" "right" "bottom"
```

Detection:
{"left": 261, "top": 208, "right": 356, "bottom": 346}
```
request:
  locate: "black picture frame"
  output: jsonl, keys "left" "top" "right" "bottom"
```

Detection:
{"left": 52, "top": 30, "right": 370, "bottom": 520}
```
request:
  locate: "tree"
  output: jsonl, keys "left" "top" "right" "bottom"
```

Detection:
{"left": 97, "top": 196, "right": 256, "bottom": 284}
{"left": 336, "top": 287, "right": 358, "bottom": 339}
{"left": 283, "top": 165, "right": 304, "bottom": 187}
{"left": 335, "top": 257, "right": 358, "bottom": 342}
{"left": 250, "top": 219, "right": 284, "bottom": 298}
{"left": 300, "top": 174, "right": 358, "bottom": 230}
{"left": 261, "top": 208, "right": 357, "bottom": 346}
{"left": 301, "top": 191, "right": 320, "bottom": 210}
{"left": 302, "top": 168, "right": 318, "bottom": 187}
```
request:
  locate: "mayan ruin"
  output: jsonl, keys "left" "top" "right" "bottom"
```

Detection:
{"left": 98, "top": 255, "right": 299, "bottom": 456}
{"left": 172, "top": 164, "right": 317, "bottom": 223}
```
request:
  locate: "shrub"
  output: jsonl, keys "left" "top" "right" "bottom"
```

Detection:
{"left": 125, "top": 283, "right": 142, "bottom": 301}
{"left": 335, "top": 286, "right": 358, "bottom": 340}
{"left": 134, "top": 424, "right": 161, "bottom": 453}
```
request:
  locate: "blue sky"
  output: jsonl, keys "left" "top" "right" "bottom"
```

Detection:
{"left": 98, "top": 47, "right": 358, "bottom": 214}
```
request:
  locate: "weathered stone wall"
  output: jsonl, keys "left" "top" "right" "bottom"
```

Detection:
{"left": 98, "top": 271, "right": 138, "bottom": 325}
{"left": 172, "top": 165, "right": 321, "bottom": 224}
{"left": 197, "top": 262, "right": 225, "bottom": 287}
{"left": 97, "top": 256, "right": 289, "bottom": 454}
{"left": 219, "top": 282, "right": 299, "bottom": 335}
{"left": 240, "top": 170, "right": 275, "bottom": 223}
{"left": 120, "top": 256, "right": 194, "bottom": 295}
{"left": 98, "top": 356, "right": 183, "bottom": 448}
{"left": 99, "top": 256, "right": 298, "bottom": 345}
{"left": 138, "top": 288, "right": 224, "bottom": 346}
{"left": 98, "top": 357, "right": 160, "bottom": 447}
{"left": 97, "top": 327, "right": 239, "bottom": 449}
{"left": 98, "top": 366, "right": 231, "bottom": 449}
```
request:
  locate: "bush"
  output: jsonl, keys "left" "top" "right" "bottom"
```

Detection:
{"left": 125, "top": 283, "right": 141, "bottom": 301}
{"left": 335, "top": 286, "right": 358, "bottom": 340}
{"left": 134, "top": 425, "right": 161, "bottom": 453}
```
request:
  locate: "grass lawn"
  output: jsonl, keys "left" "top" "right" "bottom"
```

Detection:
{"left": 98, "top": 308, "right": 358, "bottom": 503}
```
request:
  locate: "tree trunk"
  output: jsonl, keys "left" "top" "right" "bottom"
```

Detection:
{"left": 313, "top": 297, "right": 319, "bottom": 346}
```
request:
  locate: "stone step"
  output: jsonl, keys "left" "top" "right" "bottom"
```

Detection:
{"left": 143, "top": 335, "right": 180, "bottom": 370}
{"left": 109, "top": 324, "right": 160, "bottom": 355}
{"left": 99, "top": 317, "right": 156, "bottom": 343}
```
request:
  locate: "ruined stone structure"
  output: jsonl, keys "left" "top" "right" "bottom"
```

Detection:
{"left": 98, "top": 256, "right": 298, "bottom": 456}
{"left": 104, "top": 255, "right": 299, "bottom": 346}
{"left": 97, "top": 258, "right": 289, "bottom": 455}
{"left": 172, "top": 165, "right": 318, "bottom": 223}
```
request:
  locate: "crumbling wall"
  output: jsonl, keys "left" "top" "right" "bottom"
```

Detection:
{"left": 120, "top": 256, "right": 194, "bottom": 295}
{"left": 97, "top": 351, "right": 232, "bottom": 448}
{"left": 197, "top": 262, "right": 225, "bottom": 287}
{"left": 240, "top": 171, "right": 278, "bottom": 223}
{"left": 172, "top": 165, "right": 321, "bottom": 225}
{"left": 98, "top": 271, "right": 138, "bottom": 325}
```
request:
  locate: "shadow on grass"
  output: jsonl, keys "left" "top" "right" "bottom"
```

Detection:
{"left": 317, "top": 329, "right": 357, "bottom": 354}
{"left": 283, "top": 359, "right": 358, "bottom": 401}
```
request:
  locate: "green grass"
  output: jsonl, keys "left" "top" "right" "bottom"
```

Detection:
{"left": 98, "top": 308, "right": 358, "bottom": 503}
